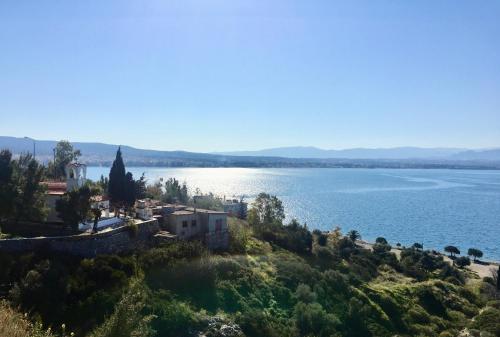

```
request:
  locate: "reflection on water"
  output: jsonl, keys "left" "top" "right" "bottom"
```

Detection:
{"left": 87, "top": 167, "right": 500, "bottom": 260}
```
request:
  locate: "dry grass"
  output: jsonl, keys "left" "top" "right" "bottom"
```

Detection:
{"left": 0, "top": 300, "right": 56, "bottom": 337}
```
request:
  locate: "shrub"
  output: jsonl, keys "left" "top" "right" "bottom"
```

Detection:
{"left": 294, "top": 302, "right": 340, "bottom": 337}
{"left": 469, "top": 307, "right": 500, "bottom": 335}
{"left": 149, "top": 294, "right": 203, "bottom": 337}
{"left": 455, "top": 256, "right": 471, "bottom": 268}
{"left": 88, "top": 279, "right": 155, "bottom": 337}
{"left": 294, "top": 284, "right": 317, "bottom": 304}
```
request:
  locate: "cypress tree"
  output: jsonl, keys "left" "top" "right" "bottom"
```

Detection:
{"left": 124, "top": 171, "right": 136, "bottom": 210}
{"left": 108, "top": 147, "right": 126, "bottom": 215}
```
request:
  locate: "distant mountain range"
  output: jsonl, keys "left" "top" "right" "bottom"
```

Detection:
{"left": 1, "top": 136, "right": 499, "bottom": 169}
{"left": 216, "top": 146, "right": 500, "bottom": 161}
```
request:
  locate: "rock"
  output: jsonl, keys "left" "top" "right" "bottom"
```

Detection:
{"left": 197, "top": 316, "right": 244, "bottom": 337}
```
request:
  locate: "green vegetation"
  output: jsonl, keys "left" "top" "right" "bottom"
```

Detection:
{"left": 56, "top": 185, "right": 100, "bottom": 230}
{"left": 0, "top": 150, "right": 47, "bottom": 224}
{"left": 0, "top": 193, "right": 498, "bottom": 337}
{"left": 47, "top": 140, "right": 82, "bottom": 180}
{"left": 468, "top": 248, "right": 483, "bottom": 262}
{"left": 444, "top": 245, "right": 460, "bottom": 258}
{"left": 108, "top": 147, "right": 146, "bottom": 216}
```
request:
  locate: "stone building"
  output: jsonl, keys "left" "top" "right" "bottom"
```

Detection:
{"left": 163, "top": 205, "right": 229, "bottom": 249}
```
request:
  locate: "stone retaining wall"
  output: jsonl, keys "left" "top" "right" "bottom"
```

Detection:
{"left": 0, "top": 219, "right": 160, "bottom": 257}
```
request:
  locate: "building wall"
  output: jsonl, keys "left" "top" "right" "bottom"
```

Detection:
{"left": 167, "top": 213, "right": 201, "bottom": 239}
{"left": 0, "top": 219, "right": 159, "bottom": 258}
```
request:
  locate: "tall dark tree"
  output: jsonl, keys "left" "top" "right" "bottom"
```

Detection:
{"left": 0, "top": 150, "right": 15, "bottom": 221}
{"left": 108, "top": 147, "right": 126, "bottom": 215}
{"left": 124, "top": 172, "right": 136, "bottom": 212}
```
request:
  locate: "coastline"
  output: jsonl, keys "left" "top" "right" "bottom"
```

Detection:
{"left": 359, "top": 239, "right": 499, "bottom": 279}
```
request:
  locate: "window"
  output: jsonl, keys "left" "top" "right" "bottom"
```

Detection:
{"left": 182, "top": 221, "right": 188, "bottom": 228}
{"left": 191, "top": 220, "right": 197, "bottom": 227}
{"left": 215, "top": 219, "right": 223, "bottom": 232}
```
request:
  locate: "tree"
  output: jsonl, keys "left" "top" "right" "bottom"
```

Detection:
{"left": 98, "top": 174, "right": 109, "bottom": 193}
{"left": 455, "top": 256, "right": 471, "bottom": 268}
{"left": 347, "top": 230, "right": 361, "bottom": 243}
{"left": 444, "top": 245, "right": 460, "bottom": 258}
{"left": 145, "top": 180, "right": 163, "bottom": 200}
{"left": 0, "top": 150, "right": 15, "bottom": 221}
{"left": 317, "top": 233, "right": 328, "bottom": 246}
{"left": 124, "top": 172, "right": 136, "bottom": 212}
{"left": 413, "top": 242, "right": 423, "bottom": 251}
{"left": 251, "top": 193, "right": 285, "bottom": 225}
{"left": 108, "top": 147, "right": 126, "bottom": 215}
{"left": 10, "top": 154, "right": 47, "bottom": 223}
{"left": 467, "top": 248, "right": 483, "bottom": 262}
{"left": 49, "top": 140, "right": 81, "bottom": 179}
{"left": 163, "top": 178, "right": 188, "bottom": 204}
{"left": 56, "top": 185, "right": 99, "bottom": 230}
{"left": 135, "top": 173, "right": 147, "bottom": 200}
{"left": 375, "top": 237, "right": 388, "bottom": 245}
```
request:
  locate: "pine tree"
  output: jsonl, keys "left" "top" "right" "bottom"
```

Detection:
{"left": 108, "top": 147, "right": 126, "bottom": 216}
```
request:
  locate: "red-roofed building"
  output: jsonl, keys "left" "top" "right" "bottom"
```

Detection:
{"left": 42, "top": 162, "right": 110, "bottom": 223}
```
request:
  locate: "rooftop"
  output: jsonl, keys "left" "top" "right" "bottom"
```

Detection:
{"left": 42, "top": 181, "right": 67, "bottom": 195}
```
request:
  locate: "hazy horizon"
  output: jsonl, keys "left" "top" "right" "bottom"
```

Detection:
{"left": 1, "top": 1, "right": 499, "bottom": 152}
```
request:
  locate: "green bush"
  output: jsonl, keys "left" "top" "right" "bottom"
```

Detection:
{"left": 294, "top": 302, "right": 340, "bottom": 337}
{"left": 469, "top": 307, "right": 500, "bottom": 335}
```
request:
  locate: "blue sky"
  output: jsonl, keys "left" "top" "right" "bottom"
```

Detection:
{"left": 0, "top": 1, "right": 499, "bottom": 152}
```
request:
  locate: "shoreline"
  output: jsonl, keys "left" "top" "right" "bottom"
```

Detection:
{"left": 359, "top": 239, "right": 499, "bottom": 279}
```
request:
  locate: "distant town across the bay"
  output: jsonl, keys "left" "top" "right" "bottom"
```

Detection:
{"left": 2, "top": 136, "right": 500, "bottom": 170}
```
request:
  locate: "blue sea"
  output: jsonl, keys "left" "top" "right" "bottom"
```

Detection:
{"left": 87, "top": 167, "right": 500, "bottom": 260}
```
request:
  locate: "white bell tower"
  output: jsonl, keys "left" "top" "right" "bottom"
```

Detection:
{"left": 65, "top": 163, "right": 87, "bottom": 191}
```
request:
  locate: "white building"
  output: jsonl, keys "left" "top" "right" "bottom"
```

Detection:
{"left": 223, "top": 198, "right": 248, "bottom": 219}
{"left": 43, "top": 162, "right": 112, "bottom": 229}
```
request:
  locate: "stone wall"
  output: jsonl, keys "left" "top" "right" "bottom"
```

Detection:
{"left": 0, "top": 219, "right": 160, "bottom": 258}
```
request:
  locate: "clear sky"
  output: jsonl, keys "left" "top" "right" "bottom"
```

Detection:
{"left": 0, "top": 1, "right": 499, "bottom": 152}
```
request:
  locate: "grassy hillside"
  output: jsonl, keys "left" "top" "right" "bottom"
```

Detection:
{"left": 0, "top": 217, "right": 499, "bottom": 337}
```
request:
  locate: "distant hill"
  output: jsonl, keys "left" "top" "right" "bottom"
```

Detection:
{"left": 1, "top": 136, "right": 499, "bottom": 169}
{"left": 452, "top": 149, "right": 500, "bottom": 161}
{"left": 216, "top": 146, "right": 470, "bottom": 159}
